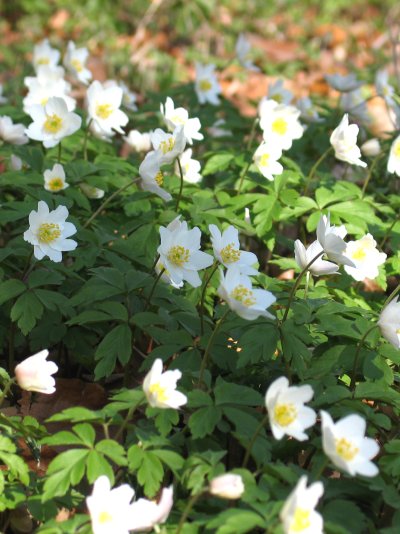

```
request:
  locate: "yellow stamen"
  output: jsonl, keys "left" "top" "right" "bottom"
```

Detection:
{"left": 71, "top": 58, "right": 83, "bottom": 72}
{"left": 220, "top": 243, "right": 241, "bottom": 264}
{"left": 351, "top": 247, "right": 367, "bottom": 261}
{"left": 47, "top": 178, "right": 64, "bottom": 192}
{"left": 96, "top": 103, "right": 113, "bottom": 119}
{"left": 335, "top": 437, "right": 359, "bottom": 461}
{"left": 43, "top": 114, "right": 63, "bottom": 134}
{"left": 38, "top": 223, "right": 61, "bottom": 244}
{"left": 394, "top": 141, "right": 400, "bottom": 158}
{"left": 260, "top": 153, "right": 270, "bottom": 167}
{"left": 40, "top": 97, "right": 49, "bottom": 106}
{"left": 149, "top": 382, "right": 168, "bottom": 403}
{"left": 160, "top": 137, "right": 175, "bottom": 154}
{"left": 37, "top": 57, "right": 49, "bottom": 65}
{"left": 167, "top": 245, "right": 190, "bottom": 267}
{"left": 274, "top": 403, "right": 297, "bottom": 426}
{"left": 155, "top": 171, "right": 164, "bottom": 186}
{"left": 272, "top": 117, "right": 288, "bottom": 135}
{"left": 290, "top": 508, "right": 311, "bottom": 532}
{"left": 230, "top": 285, "right": 256, "bottom": 306}
{"left": 172, "top": 114, "right": 185, "bottom": 124}
{"left": 271, "top": 94, "right": 283, "bottom": 104}
{"left": 199, "top": 79, "right": 212, "bottom": 92}
{"left": 98, "top": 511, "right": 113, "bottom": 525}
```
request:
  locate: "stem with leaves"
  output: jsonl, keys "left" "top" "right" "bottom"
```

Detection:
{"left": 303, "top": 146, "right": 333, "bottom": 195}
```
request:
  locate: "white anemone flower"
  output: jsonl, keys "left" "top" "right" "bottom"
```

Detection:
{"left": 267, "top": 79, "right": 293, "bottom": 105}
{"left": 387, "top": 134, "right": 400, "bottom": 176}
{"left": 157, "top": 216, "right": 213, "bottom": 287}
{"left": 235, "top": 34, "right": 260, "bottom": 72}
{"left": 139, "top": 151, "right": 172, "bottom": 202}
{"left": 44, "top": 163, "right": 69, "bottom": 193}
{"left": 209, "top": 224, "right": 258, "bottom": 275}
{"left": 143, "top": 358, "right": 187, "bottom": 409}
{"left": 316, "top": 214, "right": 355, "bottom": 267}
{"left": 253, "top": 141, "right": 283, "bottom": 181}
{"left": 89, "top": 119, "right": 115, "bottom": 142}
{"left": 207, "top": 119, "right": 233, "bottom": 138}
{"left": 259, "top": 99, "right": 303, "bottom": 150}
{"left": 344, "top": 234, "right": 386, "bottom": 281}
{"left": 23, "top": 65, "right": 76, "bottom": 114}
{"left": 87, "top": 80, "right": 129, "bottom": 136}
{"left": 175, "top": 148, "right": 202, "bottom": 183}
{"left": 151, "top": 126, "right": 186, "bottom": 164}
{"left": 375, "top": 70, "right": 396, "bottom": 107}
{"left": 15, "top": 350, "right": 58, "bottom": 394}
{"left": 161, "top": 96, "right": 203, "bottom": 144}
{"left": 25, "top": 96, "right": 81, "bottom": 148}
{"left": 195, "top": 63, "right": 221, "bottom": 106}
{"left": 155, "top": 259, "right": 184, "bottom": 289}
{"left": 63, "top": 41, "right": 92, "bottom": 85}
{"left": 296, "top": 97, "right": 323, "bottom": 123}
{"left": 209, "top": 474, "right": 245, "bottom": 499}
{"left": 294, "top": 240, "right": 339, "bottom": 276}
{"left": 129, "top": 486, "right": 173, "bottom": 532}
{"left": 325, "top": 73, "right": 363, "bottom": 92}
{"left": 0, "top": 116, "right": 29, "bottom": 145}
{"left": 103, "top": 80, "right": 138, "bottom": 111}
{"left": 265, "top": 376, "right": 316, "bottom": 441}
{"left": 377, "top": 297, "right": 400, "bottom": 349}
{"left": 124, "top": 129, "right": 152, "bottom": 152}
{"left": 23, "top": 200, "right": 77, "bottom": 262}
{"left": 87, "top": 475, "right": 136, "bottom": 534}
{"left": 330, "top": 114, "right": 367, "bottom": 167}
{"left": 217, "top": 265, "right": 276, "bottom": 321}
{"left": 321, "top": 410, "right": 379, "bottom": 477}
{"left": 33, "top": 39, "right": 60, "bottom": 72}
{"left": 280, "top": 476, "right": 324, "bottom": 534}
{"left": 361, "top": 138, "right": 381, "bottom": 157}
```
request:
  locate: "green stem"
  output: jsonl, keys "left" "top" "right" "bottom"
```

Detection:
{"left": 57, "top": 141, "right": 62, "bottom": 163}
{"left": 246, "top": 117, "right": 259, "bottom": 150}
{"left": 361, "top": 154, "right": 384, "bottom": 198}
{"left": 237, "top": 117, "right": 260, "bottom": 195}
{"left": 382, "top": 283, "right": 400, "bottom": 310}
{"left": 175, "top": 157, "right": 184, "bottom": 212}
{"left": 83, "top": 179, "right": 138, "bottom": 229}
{"left": 197, "top": 308, "right": 230, "bottom": 387}
{"left": 0, "top": 378, "right": 16, "bottom": 408}
{"left": 242, "top": 413, "right": 269, "bottom": 468}
{"left": 144, "top": 268, "right": 166, "bottom": 309}
{"left": 176, "top": 492, "right": 204, "bottom": 534}
{"left": 236, "top": 160, "right": 252, "bottom": 196}
{"left": 199, "top": 262, "right": 219, "bottom": 335}
{"left": 20, "top": 251, "right": 34, "bottom": 280}
{"left": 312, "top": 457, "right": 329, "bottom": 481}
{"left": 379, "top": 214, "right": 400, "bottom": 249}
{"left": 281, "top": 251, "right": 324, "bottom": 323}
{"left": 350, "top": 324, "right": 379, "bottom": 393}
{"left": 114, "top": 405, "right": 137, "bottom": 442}
{"left": 83, "top": 119, "right": 92, "bottom": 161}
{"left": 303, "top": 146, "right": 333, "bottom": 195}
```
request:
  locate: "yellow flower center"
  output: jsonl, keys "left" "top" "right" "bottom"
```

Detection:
{"left": 98, "top": 511, "right": 113, "bottom": 525}
{"left": 271, "top": 94, "right": 283, "bottom": 103}
{"left": 47, "top": 178, "right": 64, "bottom": 191}
{"left": 38, "top": 223, "right": 61, "bottom": 243}
{"left": 259, "top": 153, "right": 270, "bottom": 167}
{"left": 351, "top": 246, "right": 367, "bottom": 261}
{"left": 71, "top": 58, "right": 83, "bottom": 72}
{"left": 160, "top": 137, "right": 175, "bottom": 154}
{"left": 272, "top": 117, "right": 288, "bottom": 135}
{"left": 335, "top": 437, "right": 359, "bottom": 461}
{"left": 199, "top": 79, "right": 212, "bottom": 92}
{"left": 155, "top": 171, "right": 164, "bottom": 186}
{"left": 394, "top": 141, "right": 400, "bottom": 158}
{"left": 274, "top": 403, "right": 297, "bottom": 426}
{"left": 167, "top": 245, "right": 190, "bottom": 267}
{"left": 40, "top": 97, "right": 49, "bottom": 106}
{"left": 148, "top": 382, "right": 168, "bottom": 403}
{"left": 220, "top": 243, "right": 241, "bottom": 264}
{"left": 37, "top": 57, "right": 49, "bottom": 65}
{"left": 43, "top": 114, "right": 63, "bottom": 134}
{"left": 96, "top": 103, "right": 113, "bottom": 119}
{"left": 230, "top": 285, "right": 256, "bottom": 307}
{"left": 290, "top": 508, "right": 311, "bottom": 532}
{"left": 172, "top": 114, "right": 185, "bottom": 125}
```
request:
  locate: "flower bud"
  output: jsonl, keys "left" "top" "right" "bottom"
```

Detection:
{"left": 15, "top": 350, "right": 58, "bottom": 394}
{"left": 209, "top": 474, "right": 244, "bottom": 499}
{"left": 361, "top": 138, "right": 381, "bottom": 157}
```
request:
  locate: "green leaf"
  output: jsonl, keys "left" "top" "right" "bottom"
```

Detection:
{"left": 207, "top": 509, "right": 264, "bottom": 534}
{"left": 86, "top": 450, "right": 114, "bottom": 484}
{"left": 10, "top": 291, "right": 44, "bottom": 335}
{"left": 128, "top": 447, "right": 164, "bottom": 498}
{"left": 95, "top": 440, "right": 127, "bottom": 466}
{"left": 0, "top": 279, "right": 26, "bottom": 306}
{"left": 95, "top": 324, "right": 132, "bottom": 379}
{"left": 214, "top": 378, "right": 263, "bottom": 406}
{"left": 189, "top": 406, "right": 222, "bottom": 439}
{"left": 42, "top": 449, "right": 89, "bottom": 500}
{"left": 203, "top": 153, "right": 234, "bottom": 175}
{"left": 66, "top": 310, "right": 112, "bottom": 326}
